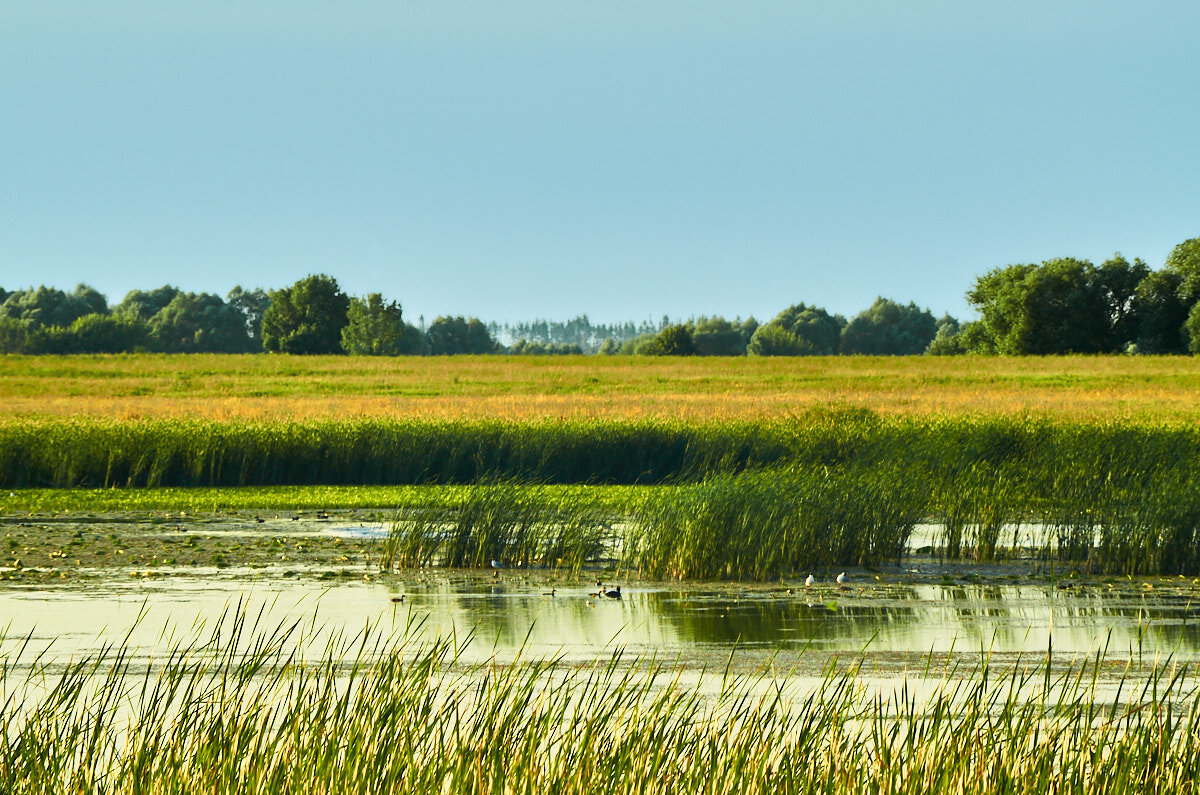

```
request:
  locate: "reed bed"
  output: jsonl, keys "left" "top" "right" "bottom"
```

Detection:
{"left": 10, "top": 413, "right": 1200, "bottom": 576}
{"left": 379, "top": 481, "right": 619, "bottom": 573}
{"left": 627, "top": 467, "right": 926, "bottom": 580}
{"left": 0, "top": 417, "right": 796, "bottom": 488}
{"left": 372, "top": 468, "right": 1200, "bottom": 578}
{"left": 2, "top": 609, "right": 1199, "bottom": 794}
{"left": 7, "top": 412, "right": 1200, "bottom": 490}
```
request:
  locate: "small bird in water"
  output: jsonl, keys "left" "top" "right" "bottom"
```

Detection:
{"left": 836, "top": 572, "right": 848, "bottom": 590}
{"left": 604, "top": 585, "right": 622, "bottom": 599}
{"left": 805, "top": 574, "right": 814, "bottom": 588}
{"left": 390, "top": 595, "right": 405, "bottom": 603}
{"left": 542, "top": 588, "right": 556, "bottom": 597}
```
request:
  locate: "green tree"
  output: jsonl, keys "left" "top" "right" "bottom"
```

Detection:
{"left": 0, "top": 284, "right": 108, "bottom": 329}
{"left": 426, "top": 316, "right": 498, "bottom": 355}
{"left": 66, "top": 313, "right": 150, "bottom": 353}
{"left": 1097, "top": 254, "right": 1151, "bottom": 351}
{"left": 150, "top": 292, "right": 251, "bottom": 353}
{"left": 690, "top": 316, "right": 757, "bottom": 356}
{"left": 397, "top": 322, "right": 428, "bottom": 355}
{"left": 1166, "top": 237, "right": 1200, "bottom": 302}
{"left": 748, "top": 303, "right": 843, "bottom": 356}
{"left": 226, "top": 286, "right": 271, "bottom": 349}
{"left": 747, "top": 324, "right": 809, "bottom": 356}
{"left": 967, "top": 258, "right": 1111, "bottom": 354}
{"left": 1131, "top": 270, "right": 1188, "bottom": 354}
{"left": 840, "top": 298, "right": 938, "bottom": 355}
{"left": 628, "top": 334, "right": 660, "bottom": 354}
{"left": 924, "top": 315, "right": 1000, "bottom": 355}
{"left": 341, "top": 293, "right": 405, "bottom": 355}
{"left": 641, "top": 324, "right": 696, "bottom": 356}
{"left": 261, "top": 275, "right": 350, "bottom": 355}
{"left": 114, "top": 286, "right": 181, "bottom": 323}
{"left": 508, "top": 339, "right": 583, "bottom": 355}
{"left": 0, "top": 317, "right": 29, "bottom": 353}
{"left": 1187, "top": 303, "right": 1200, "bottom": 354}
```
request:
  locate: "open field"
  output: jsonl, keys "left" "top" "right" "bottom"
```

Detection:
{"left": 3, "top": 353, "right": 1200, "bottom": 420}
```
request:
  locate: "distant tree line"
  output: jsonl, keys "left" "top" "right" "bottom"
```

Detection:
{"left": 2, "top": 236, "right": 1198, "bottom": 356}
{"left": 931, "top": 237, "right": 1200, "bottom": 354}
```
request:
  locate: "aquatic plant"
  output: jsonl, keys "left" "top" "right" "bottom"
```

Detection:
{"left": 379, "top": 480, "right": 617, "bottom": 573}
{"left": 9, "top": 412, "right": 1200, "bottom": 575}
{"left": 0, "top": 417, "right": 797, "bottom": 488}
{"left": 627, "top": 466, "right": 927, "bottom": 579}
{"left": 1, "top": 609, "right": 1198, "bottom": 794}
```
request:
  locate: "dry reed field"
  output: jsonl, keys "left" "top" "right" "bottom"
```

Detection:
{"left": 3, "top": 353, "right": 1200, "bottom": 420}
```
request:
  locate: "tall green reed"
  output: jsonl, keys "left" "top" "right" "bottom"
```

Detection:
{"left": 628, "top": 466, "right": 928, "bottom": 579}
{"left": 2, "top": 607, "right": 1199, "bottom": 794}
{"left": 9, "top": 412, "right": 1200, "bottom": 575}
{"left": 379, "top": 481, "right": 617, "bottom": 573}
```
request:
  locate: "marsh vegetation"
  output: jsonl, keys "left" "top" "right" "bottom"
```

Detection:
{"left": 8, "top": 410, "right": 1200, "bottom": 576}
{"left": 2, "top": 605, "right": 1200, "bottom": 794}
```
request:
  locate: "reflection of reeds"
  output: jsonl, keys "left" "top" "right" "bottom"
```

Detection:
{"left": 2, "top": 609, "right": 1199, "bottom": 794}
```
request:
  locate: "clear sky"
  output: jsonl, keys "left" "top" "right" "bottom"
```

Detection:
{"left": 2, "top": 1, "right": 1197, "bottom": 325}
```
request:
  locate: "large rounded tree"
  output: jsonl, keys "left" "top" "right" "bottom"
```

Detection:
{"left": 261, "top": 274, "right": 350, "bottom": 354}
{"left": 748, "top": 303, "right": 844, "bottom": 356}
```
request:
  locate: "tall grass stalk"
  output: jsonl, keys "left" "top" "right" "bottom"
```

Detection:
{"left": 2, "top": 609, "right": 1199, "bottom": 793}
{"left": 627, "top": 467, "right": 926, "bottom": 579}
{"left": 380, "top": 480, "right": 617, "bottom": 573}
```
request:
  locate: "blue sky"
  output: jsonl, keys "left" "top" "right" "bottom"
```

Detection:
{"left": 2, "top": 1, "right": 1197, "bottom": 325}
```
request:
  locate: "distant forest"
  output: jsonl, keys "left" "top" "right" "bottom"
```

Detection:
{"left": 2, "top": 236, "right": 1198, "bottom": 356}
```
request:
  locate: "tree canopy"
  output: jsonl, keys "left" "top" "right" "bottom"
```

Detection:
{"left": 150, "top": 292, "right": 251, "bottom": 353}
{"left": 341, "top": 293, "right": 405, "bottom": 355}
{"left": 0, "top": 284, "right": 107, "bottom": 329}
{"left": 426, "top": 316, "right": 498, "bottom": 355}
{"left": 690, "top": 316, "right": 757, "bottom": 356}
{"left": 226, "top": 286, "right": 271, "bottom": 348}
{"left": 261, "top": 275, "right": 350, "bottom": 355}
{"left": 840, "top": 298, "right": 937, "bottom": 355}
{"left": 749, "top": 303, "right": 844, "bottom": 356}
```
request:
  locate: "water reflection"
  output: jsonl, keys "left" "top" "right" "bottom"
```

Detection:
{"left": 3, "top": 574, "right": 1200, "bottom": 674}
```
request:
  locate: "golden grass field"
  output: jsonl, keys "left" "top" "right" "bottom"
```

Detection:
{"left": 3, "top": 353, "right": 1200, "bottom": 421}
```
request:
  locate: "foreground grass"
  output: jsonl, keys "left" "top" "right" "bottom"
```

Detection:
{"left": 2, "top": 609, "right": 1198, "bottom": 794}
{"left": 4, "top": 353, "right": 1200, "bottom": 420}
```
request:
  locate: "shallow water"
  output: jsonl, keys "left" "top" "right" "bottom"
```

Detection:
{"left": 3, "top": 571, "right": 1197, "bottom": 682}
